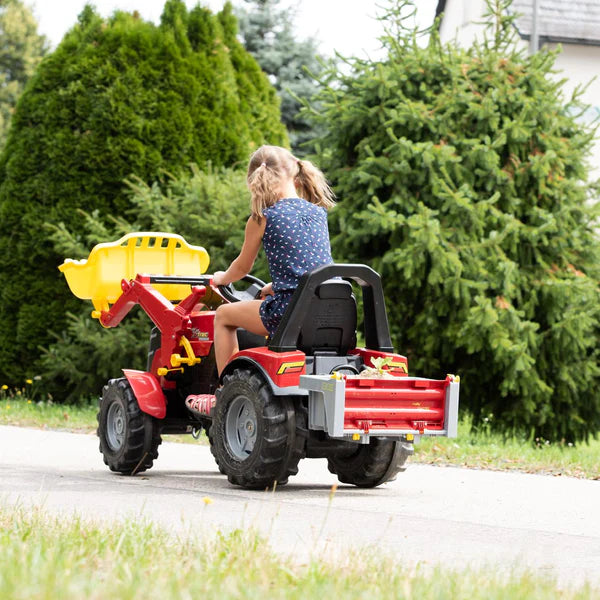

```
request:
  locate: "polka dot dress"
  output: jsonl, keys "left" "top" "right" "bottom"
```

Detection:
{"left": 259, "top": 197, "right": 333, "bottom": 336}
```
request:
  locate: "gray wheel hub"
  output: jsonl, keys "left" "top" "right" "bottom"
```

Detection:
{"left": 106, "top": 402, "right": 125, "bottom": 451}
{"left": 225, "top": 395, "right": 258, "bottom": 460}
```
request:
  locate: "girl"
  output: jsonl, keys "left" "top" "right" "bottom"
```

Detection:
{"left": 211, "top": 145, "right": 335, "bottom": 376}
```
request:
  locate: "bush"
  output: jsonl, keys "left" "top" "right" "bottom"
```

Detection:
{"left": 308, "top": 0, "right": 600, "bottom": 442}
{"left": 0, "top": 0, "right": 286, "bottom": 386}
{"left": 42, "top": 164, "right": 265, "bottom": 401}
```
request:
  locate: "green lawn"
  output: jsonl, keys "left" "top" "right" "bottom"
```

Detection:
{"left": 414, "top": 415, "right": 600, "bottom": 479}
{"left": 0, "top": 506, "right": 595, "bottom": 600}
{"left": 1, "top": 394, "right": 598, "bottom": 480}
{"left": 0, "top": 392, "right": 97, "bottom": 432}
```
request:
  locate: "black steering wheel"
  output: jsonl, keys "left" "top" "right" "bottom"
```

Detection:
{"left": 218, "top": 274, "right": 267, "bottom": 303}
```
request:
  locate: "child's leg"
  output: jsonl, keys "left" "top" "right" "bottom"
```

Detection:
{"left": 214, "top": 300, "right": 268, "bottom": 375}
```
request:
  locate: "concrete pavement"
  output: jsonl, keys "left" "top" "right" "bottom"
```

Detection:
{"left": 0, "top": 425, "right": 598, "bottom": 586}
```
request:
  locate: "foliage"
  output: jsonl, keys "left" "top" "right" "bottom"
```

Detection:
{"left": 415, "top": 414, "right": 600, "bottom": 479}
{"left": 1, "top": 507, "right": 597, "bottom": 599}
{"left": 235, "top": 0, "right": 328, "bottom": 154}
{"left": 0, "top": 0, "right": 47, "bottom": 148}
{"left": 0, "top": 393, "right": 97, "bottom": 430}
{"left": 41, "top": 164, "right": 265, "bottom": 401}
{"left": 361, "top": 356, "right": 396, "bottom": 377}
{"left": 308, "top": 0, "right": 600, "bottom": 442}
{"left": 0, "top": 0, "right": 286, "bottom": 387}
{"left": 40, "top": 310, "right": 155, "bottom": 403}
{"left": 47, "top": 164, "right": 259, "bottom": 273}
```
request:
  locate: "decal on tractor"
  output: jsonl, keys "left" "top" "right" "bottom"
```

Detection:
{"left": 276, "top": 360, "right": 305, "bottom": 375}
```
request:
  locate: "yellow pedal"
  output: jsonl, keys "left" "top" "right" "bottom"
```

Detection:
{"left": 156, "top": 367, "right": 184, "bottom": 377}
{"left": 169, "top": 336, "right": 202, "bottom": 368}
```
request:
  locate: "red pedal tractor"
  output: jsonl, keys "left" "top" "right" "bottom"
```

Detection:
{"left": 60, "top": 232, "right": 459, "bottom": 489}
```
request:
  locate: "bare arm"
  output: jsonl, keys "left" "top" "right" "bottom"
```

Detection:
{"left": 213, "top": 216, "right": 266, "bottom": 286}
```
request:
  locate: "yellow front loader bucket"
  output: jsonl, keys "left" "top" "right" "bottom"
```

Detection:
{"left": 58, "top": 232, "right": 210, "bottom": 314}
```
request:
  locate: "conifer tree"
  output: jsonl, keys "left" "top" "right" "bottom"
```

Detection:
{"left": 309, "top": 0, "right": 600, "bottom": 442}
{"left": 0, "top": 0, "right": 286, "bottom": 386}
{"left": 236, "top": 0, "right": 326, "bottom": 153}
{"left": 0, "top": 0, "right": 47, "bottom": 148}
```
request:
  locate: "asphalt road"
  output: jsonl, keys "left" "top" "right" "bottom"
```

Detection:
{"left": 1, "top": 425, "right": 599, "bottom": 587}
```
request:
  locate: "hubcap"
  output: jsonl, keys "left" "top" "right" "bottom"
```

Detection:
{"left": 225, "top": 395, "right": 258, "bottom": 460}
{"left": 106, "top": 402, "right": 126, "bottom": 451}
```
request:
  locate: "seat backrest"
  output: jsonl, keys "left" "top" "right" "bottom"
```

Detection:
{"left": 268, "top": 264, "right": 393, "bottom": 355}
{"left": 293, "top": 279, "right": 357, "bottom": 356}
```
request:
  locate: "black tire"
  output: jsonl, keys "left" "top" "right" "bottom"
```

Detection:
{"left": 327, "top": 439, "right": 413, "bottom": 488}
{"left": 210, "top": 368, "right": 307, "bottom": 489}
{"left": 207, "top": 425, "right": 226, "bottom": 475}
{"left": 97, "top": 378, "right": 162, "bottom": 475}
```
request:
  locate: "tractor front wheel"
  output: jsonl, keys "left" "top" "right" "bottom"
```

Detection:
{"left": 327, "top": 439, "right": 413, "bottom": 488}
{"left": 210, "top": 368, "right": 307, "bottom": 489}
{"left": 97, "top": 378, "right": 162, "bottom": 474}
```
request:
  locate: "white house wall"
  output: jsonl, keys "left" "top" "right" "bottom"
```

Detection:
{"left": 439, "top": 0, "right": 487, "bottom": 46}
{"left": 439, "top": 0, "right": 600, "bottom": 174}
{"left": 549, "top": 43, "right": 600, "bottom": 173}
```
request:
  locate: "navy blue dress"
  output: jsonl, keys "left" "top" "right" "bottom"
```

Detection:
{"left": 259, "top": 197, "right": 333, "bottom": 336}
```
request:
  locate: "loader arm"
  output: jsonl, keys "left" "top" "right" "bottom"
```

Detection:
{"left": 99, "top": 274, "right": 210, "bottom": 372}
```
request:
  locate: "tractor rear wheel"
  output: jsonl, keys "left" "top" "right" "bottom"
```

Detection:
{"left": 210, "top": 368, "right": 307, "bottom": 489}
{"left": 97, "top": 378, "right": 162, "bottom": 474}
{"left": 327, "top": 439, "right": 413, "bottom": 488}
{"left": 207, "top": 426, "right": 226, "bottom": 474}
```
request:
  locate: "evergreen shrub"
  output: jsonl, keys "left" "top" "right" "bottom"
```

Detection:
{"left": 0, "top": 0, "right": 286, "bottom": 386}
{"left": 310, "top": 0, "right": 600, "bottom": 442}
{"left": 42, "top": 164, "right": 263, "bottom": 401}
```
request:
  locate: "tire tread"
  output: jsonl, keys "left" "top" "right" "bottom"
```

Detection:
{"left": 210, "top": 368, "right": 307, "bottom": 489}
{"left": 327, "top": 439, "right": 413, "bottom": 488}
{"left": 97, "top": 378, "right": 162, "bottom": 475}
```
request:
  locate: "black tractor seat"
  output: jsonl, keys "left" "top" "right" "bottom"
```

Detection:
{"left": 268, "top": 264, "right": 393, "bottom": 358}
{"left": 294, "top": 278, "right": 357, "bottom": 356}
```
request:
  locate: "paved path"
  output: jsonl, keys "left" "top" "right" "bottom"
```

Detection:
{"left": 1, "top": 425, "right": 598, "bottom": 586}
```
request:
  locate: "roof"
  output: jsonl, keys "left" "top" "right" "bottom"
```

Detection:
{"left": 435, "top": 0, "right": 600, "bottom": 46}
{"left": 510, "top": 0, "right": 600, "bottom": 46}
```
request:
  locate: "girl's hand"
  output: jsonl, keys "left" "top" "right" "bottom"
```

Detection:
{"left": 212, "top": 271, "right": 228, "bottom": 287}
{"left": 260, "top": 282, "right": 273, "bottom": 298}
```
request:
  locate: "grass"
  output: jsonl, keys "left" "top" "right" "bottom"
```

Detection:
{"left": 414, "top": 415, "right": 600, "bottom": 480}
{"left": 0, "top": 392, "right": 97, "bottom": 433}
{"left": 0, "top": 505, "right": 596, "bottom": 600}
{"left": 1, "top": 393, "right": 599, "bottom": 480}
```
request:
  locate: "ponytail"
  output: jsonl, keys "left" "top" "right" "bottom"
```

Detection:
{"left": 295, "top": 159, "right": 335, "bottom": 209}
{"left": 247, "top": 163, "right": 280, "bottom": 219}
{"left": 247, "top": 145, "right": 335, "bottom": 219}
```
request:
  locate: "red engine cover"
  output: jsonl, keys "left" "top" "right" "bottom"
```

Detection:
{"left": 229, "top": 347, "right": 306, "bottom": 387}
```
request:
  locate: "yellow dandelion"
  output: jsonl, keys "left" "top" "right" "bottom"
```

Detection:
{"left": 27, "top": 400, "right": 32, "bottom": 404}
{"left": 1, "top": 385, "right": 7, "bottom": 390}
{"left": 25, "top": 379, "right": 33, "bottom": 384}
{"left": 16, "top": 391, "right": 21, "bottom": 396}
{"left": 6, "top": 405, "right": 10, "bottom": 409}
{"left": 202, "top": 496, "right": 213, "bottom": 505}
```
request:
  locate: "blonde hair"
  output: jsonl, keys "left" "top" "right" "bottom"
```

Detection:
{"left": 246, "top": 145, "right": 335, "bottom": 219}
